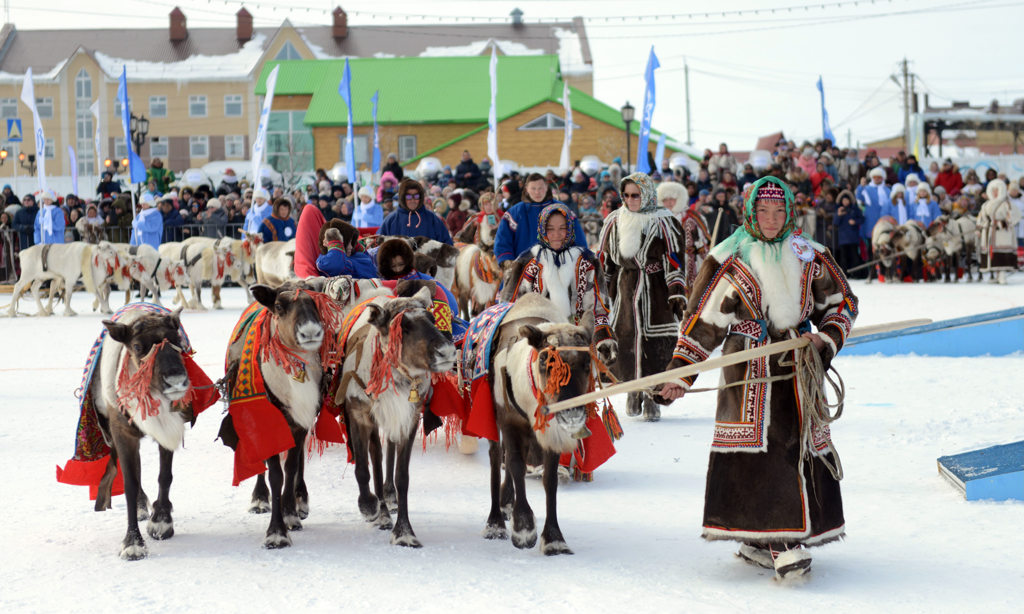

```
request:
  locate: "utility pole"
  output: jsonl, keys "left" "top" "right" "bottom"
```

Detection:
{"left": 902, "top": 57, "right": 911, "bottom": 154}
{"left": 684, "top": 58, "right": 692, "bottom": 145}
{"left": 847, "top": 128, "right": 851, "bottom": 148}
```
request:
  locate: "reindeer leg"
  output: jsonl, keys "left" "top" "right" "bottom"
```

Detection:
{"left": 263, "top": 454, "right": 291, "bottom": 549}
{"left": 347, "top": 417, "right": 379, "bottom": 522}
{"left": 368, "top": 430, "right": 392, "bottom": 530}
{"left": 499, "top": 438, "right": 515, "bottom": 521}
{"left": 94, "top": 450, "right": 119, "bottom": 512}
{"left": 212, "top": 284, "right": 223, "bottom": 310}
{"left": 506, "top": 434, "right": 537, "bottom": 550}
{"left": 383, "top": 439, "right": 398, "bottom": 514}
{"left": 390, "top": 421, "right": 422, "bottom": 548}
{"left": 294, "top": 451, "right": 309, "bottom": 520}
{"left": 281, "top": 430, "right": 304, "bottom": 531}
{"left": 113, "top": 431, "right": 147, "bottom": 560}
{"left": 31, "top": 280, "right": 47, "bottom": 316}
{"left": 540, "top": 449, "right": 573, "bottom": 555}
{"left": 249, "top": 473, "right": 271, "bottom": 513}
{"left": 147, "top": 446, "right": 174, "bottom": 540}
{"left": 484, "top": 438, "right": 508, "bottom": 539}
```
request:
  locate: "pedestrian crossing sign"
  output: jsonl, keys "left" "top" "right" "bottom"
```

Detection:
{"left": 6, "top": 118, "right": 22, "bottom": 142}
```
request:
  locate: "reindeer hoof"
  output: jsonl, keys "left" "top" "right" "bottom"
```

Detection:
{"left": 283, "top": 514, "right": 303, "bottom": 531}
{"left": 483, "top": 524, "right": 508, "bottom": 540}
{"left": 391, "top": 531, "right": 422, "bottom": 548}
{"left": 540, "top": 538, "right": 574, "bottom": 556}
{"left": 359, "top": 494, "right": 380, "bottom": 522}
{"left": 119, "top": 533, "right": 148, "bottom": 561}
{"left": 511, "top": 521, "right": 538, "bottom": 550}
{"left": 263, "top": 532, "right": 292, "bottom": 549}
{"left": 147, "top": 519, "right": 174, "bottom": 541}
{"left": 383, "top": 485, "right": 398, "bottom": 514}
{"left": 136, "top": 506, "right": 151, "bottom": 522}
{"left": 374, "top": 508, "right": 393, "bottom": 531}
{"left": 295, "top": 497, "right": 309, "bottom": 520}
{"left": 248, "top": 499, "right": 271, "bottom": 514}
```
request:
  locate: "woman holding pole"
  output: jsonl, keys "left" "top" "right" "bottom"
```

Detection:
{"left": 660, "top": 176, "right": 859, "bottom": 580}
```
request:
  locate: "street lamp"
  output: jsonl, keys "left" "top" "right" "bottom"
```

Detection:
{"left": 621, "top": 101, "right": 635, "bottom": 174}
{"left": 18, "top": 152, "right": 36, "bottom": 176}
{"left": 130, "top": 113, "right": 149, "bottom": 160}
{"left": 104, "top": 158, "right": 126, "bottom": 174}
{"left": 0, "top": 149, "right": 7, "bottom": 166}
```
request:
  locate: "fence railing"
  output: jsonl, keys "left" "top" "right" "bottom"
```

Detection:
{"left": 81, "top": 223, "right": 247, "bottom": 245}
{"left": 0, "top": 228, "right": 18, "bottom": 284}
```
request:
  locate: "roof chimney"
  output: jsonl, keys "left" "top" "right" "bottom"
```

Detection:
{"left": 169, "top": 7, "right": 187, "bottom": 42}
{"left": 236, "top": 7, "right": 253, "bottom": 42}
{"left": 510, "top": 8, "right": 524, "bottom": 26}
{"left": 332, "top": 6, "right": 348, "bottom": 39}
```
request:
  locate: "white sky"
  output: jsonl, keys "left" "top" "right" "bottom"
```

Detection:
{"left": 9, "top": 0, "right": 1023, "bottom": 151}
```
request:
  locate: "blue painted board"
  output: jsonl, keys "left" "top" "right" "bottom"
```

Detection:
{"left": 844, "top": 308, "right": 1024, "bottom": 357}
{"left": 937, "top": 441, "right": 1024, "bottom": 501}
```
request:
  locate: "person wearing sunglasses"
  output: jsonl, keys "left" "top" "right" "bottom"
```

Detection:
{"left": 378, "top": 178, "right": 453, "bottom": 245}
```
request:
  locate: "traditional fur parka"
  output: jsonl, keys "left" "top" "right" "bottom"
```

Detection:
{"left": 598, "top": 173, "right": 686, "bottom": 419}
{"left": 978, "top": 179, "right": 1022, "bottom": 272}
{"left": 658, "top": 181, "right": 710, "bottom": 300}
{"left": 500, "top": 203, "right": 616, "bottom": 363}
{"left": 666, "top": 177, "right": 859, "bottom": 547}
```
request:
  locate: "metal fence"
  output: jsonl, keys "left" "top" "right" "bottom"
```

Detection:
{"left": 103, "top": 223, "right": 247, "bottom": 245}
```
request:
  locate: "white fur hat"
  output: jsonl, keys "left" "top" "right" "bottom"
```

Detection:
{"left": 891, "top": 183, "right": 905, "bottom": 194}
{"left": 139, "top": 193, "right": 156, "bottom": 206}
{"left": 207, "top": 197, "right": 222, "bottom": 209}
{"left": 253, "top": 187, "right": 270, "bottom": 201}
{"left": 868, "top": 167, "right": 886, "bottom": 180}
{"left": 358, "top": 185, "right": 374, "bottom": 200}
{"left": 986, "top": 178, "right": 1007, "bottom": 201}
{"left": 915, "top": 183, "right": 932, "bottom": 197}
{"left": 39, "top": 189, "right": 56, "bottom": 201}
{"left": 905, "top": 173, "right": 920, "bottom": 185}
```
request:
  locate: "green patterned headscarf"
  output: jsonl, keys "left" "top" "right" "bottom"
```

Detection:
{"left": 714, "top": 176, "right": 820, "bottom": 261}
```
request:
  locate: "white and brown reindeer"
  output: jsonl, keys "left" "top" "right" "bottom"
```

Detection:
{"left": 88, "top": 306, "right": 205, "bottom": 560}
{"left": 411, "top": 237, "right": 459, "bottom": 290}
{"left": 7, "top": 241, "right": 120, "bottom": 317}
{"left": 453, "top": 218, "right": 501, "bottom": 319}
{"left": 219, "top": 279, "right": 344, "bottom": 548}
{"left": 890, "top": 220, "right": 928, "bottom": 282}
{"left": 107, "top": 243, "right": 190, "bottom": 308}
{"left": 255, "top": 238, "right": 297, "bottom": 288}
{"left": 336, "top": 282, "right": 456, "bottom": 547}
{"left": 481, "top": 294, "right": 595, "bottom": 555}
{"left": 870, "top": 216, "right": 899, "bottom": 283}
{"left": 925, "top": 215, "right": 979, "bottom": 283}
{"left": 160, "top": 238, "right": 231, "bottom": 310}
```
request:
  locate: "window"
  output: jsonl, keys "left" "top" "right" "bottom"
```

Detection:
{"left": 44, "top": 138, "right": 54, "bottom": 159}
{"left": 114, "top": 137, "right": 127, "bottom": 158}
{"left": 149, "top": 96, "right": 167, "bottom": 118}
{"left": 190, "top": 135, "right": 209, "bottom": 157}
{"left": 225, "top": 135, "right": 245, "bottom": 159}
{"left": 0, "top": 98, "right": 17, "bottom": 119}
{"left": 75, "top": 81, "right": 94, "bottom": 174}
{"left": 35, "top": 98, "right": 53, "bottom": 120}
{"left": 224, "top": 94, "right": 243, "bottom": 117}
{"left": 75, "top": 69, "right": 92, "bottom": 100}
{"left": 150, "top": 136, "right": 168, "bottom": 158}
{"left": 189, "top": 95, "right": 207, "bottom": 118}
{"left": 274, "top": 41, "right": 301, "bottom": 61}
{"left": 398, "top": 136, "right": 417, "bottom": 162}
{"left": 339, "top": 134, "right": 369, "bottom": 165}
{"left": 114, "top": 97, "right": 131, "bottom": 118}
{"left": 267, "top": 111, "right": 313, "bottom": 174}
{"left": 516, "top": 112, "right": 580, "bottom": 131}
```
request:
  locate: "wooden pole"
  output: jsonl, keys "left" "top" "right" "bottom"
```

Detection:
{"left": 710, "top": 208, "right": 724, "bottom": 249}
{"left": 542, "top": 318, "right": 931, "bottom": 414}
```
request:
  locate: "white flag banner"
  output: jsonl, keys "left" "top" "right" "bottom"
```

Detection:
{"left": 20, "top": 68, "right": 47, "bottom": 192}
{"left": 90, "top": 99, "right": 101, "bottom": 172}
{"left": 558, "top": 80, "right": 573, "bottom": 172}
{"left": 252, "top": 65, "right": 280, "bottom": 188}
{"left": 487, "top": 46, "right": 499, "bottom": 186}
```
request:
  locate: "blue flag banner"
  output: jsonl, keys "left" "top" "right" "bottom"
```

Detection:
{"left": 371, "top": 90, "right": 381, "bottom": 177}
{"left": 339, "top": 59, "right": 356, "bottom": 183}
{"left": 654, "top": 133, "right": 666, "bottom": 172}
{"left": 117, "top": 67, "right": 146, "bottom": 185}
{"left": 636, "top": 47, "right": 660, "bottom": 174}
{"left": 817, "top": 76, "right": 837, "bottom": 145}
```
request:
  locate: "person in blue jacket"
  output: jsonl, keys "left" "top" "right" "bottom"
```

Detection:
{"left": 378, "top": 178, "right": 453, "bottom": 245}
{"left": 833, "top": 189, "right": 865, "bottom": 276}
{"left": 260, "top": 198, "right": 297, "bottom": 243}
{"left": 911, "top": 185, "right": 943, "bottom": 227}
{"left": 316, "top": 220, "right": 378, "bottom": 278}
{"left": 34, "top": 190, "right": 66, "bottom": 245}
{"left": 494, "top": 172, "right": 587, "bottom": 265}
{"left": 130, "top": 193, "right": 163, "bottom": 249}
{"left": 352, "top": 185, "right": 383, "bottom": 228}
{"left": 14, "top": 193, "right": 38, "bottom": 248}
{"left": 856, "top": 166, "right": 890, "bottom": 244}
{"left": 375, "top": 237, "right": 465, "bottom": 341}
{"left": 243, "top": 187, "right": 272, "bottom": 236}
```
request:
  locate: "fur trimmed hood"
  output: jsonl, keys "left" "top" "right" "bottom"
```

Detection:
{"left": 397, "top": 178, "right": 426, "bottom": 212}
{"left": 657, "top": 181, "right": 688, "bottom": 214}
{"left": 986, "top": 178, "right": 1007, "bottom": 201}
{"left": 377, "top": 237, "right": 416, "bottom": 279}
{"left": 318, "top": 219, "right": 360, "bottom": 255}
{"left": 837, "top": 189, "right": 857, "bottom": 207}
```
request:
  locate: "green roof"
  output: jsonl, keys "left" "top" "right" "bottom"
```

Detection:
{"left": 255, "top": 55, "right": 679, "bottom": 162}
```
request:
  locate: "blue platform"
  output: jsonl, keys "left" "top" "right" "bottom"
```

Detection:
{"left": 844, "top": 307, "right": 1024, "bottom": 357}
{"left": 937, "top": 441, "right": 1024, "bottom": 501}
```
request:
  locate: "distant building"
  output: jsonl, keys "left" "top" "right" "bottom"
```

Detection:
{"left": 0, "top": 6, "right": 594, "bottom": 180}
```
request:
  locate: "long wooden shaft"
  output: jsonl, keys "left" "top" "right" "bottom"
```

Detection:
{"left": 847, "top": 228, "right": 976, "bottom": 274}
{"left": 710, "top": 208, "right": 724, "bottom": 250}
{"left": 542, "top": 318, "right": 931, "bottom": 414}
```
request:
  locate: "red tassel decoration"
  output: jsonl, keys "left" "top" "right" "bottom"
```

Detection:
{"left": 365, "top": 310, "right": 406, "bottom": 399}
{"left": 116, "top": 339, "right": 193, "bottom": 421}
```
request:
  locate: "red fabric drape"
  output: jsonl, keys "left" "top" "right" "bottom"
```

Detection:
{"left": 294, "top": 205, "right": 326, "bottom": 278}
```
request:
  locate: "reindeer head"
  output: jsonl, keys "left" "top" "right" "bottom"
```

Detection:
{"left": 92, "top": 241, "right": 121, "bottom": 282}
{"left": 103, "top": 309, "right": 190, "bottom": 402}
{"left": 924, "top": 236, "right": 944, "bottom": 262}
{"left": 241, "top": 233, "right": 263, "bottom": 261}
{"left": 165, "top": 260, "right": 189, "bottom": 288}
{"left": 251, "top": 280, "right": 326, "bottom": 352}
{"left": 366, "top": 285, "right": 456, "bottom": 373}
{"left": 520, "top": 312, "right": 595, "bottom": 435}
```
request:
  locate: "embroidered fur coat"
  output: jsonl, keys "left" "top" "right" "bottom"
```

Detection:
{"left": 667, "top": 235, "right": 858, "bottom": 546}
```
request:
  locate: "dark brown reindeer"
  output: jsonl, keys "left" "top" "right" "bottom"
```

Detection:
{"left": 336, "top": 283, "right": 456, "bottom": 547}
{"left": 90, "top": 307, "right": 196, "bottom": 560}
{"left": 481, "top": 294, "right": 595, "bottom": 555}
{"left": 219, "top": 279, "right": 343, "bottom": 549}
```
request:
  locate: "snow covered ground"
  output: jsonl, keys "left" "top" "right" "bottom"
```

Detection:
{"left": 1, "top": 279, "right": 1022, "bottom": 613}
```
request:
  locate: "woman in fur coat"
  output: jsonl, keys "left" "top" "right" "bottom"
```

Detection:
{"left": 977, "top": 179, "right": 1022, "bottom": 285}
{"left": 658, "top": 181, "right": 709, "bottom": 300}
{"left": 598, "top": 172, "right": 686, "bottom": 422}
{"left": 661, "top": 177, "right": 859, "bottom": 579}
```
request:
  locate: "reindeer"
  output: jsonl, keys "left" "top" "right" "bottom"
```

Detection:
{"left": 480, "top": 294, "right": 595, "bottom": 555}
{"left": 891, "top": 220, "right": 928, "bottom": 282}
{"left": 925, "top": 215, "right": 979, "bottom": 283}
{"left": 336, "top": 283, "right": 456, "bottom": 547}
{"left": 255, "top": 238, "right": 297, "bottom": 288}
{"left": 7, "top": 241, "right": 120, "bottom": 317}
{"left": 411, "top": 237, "right": 459, "bottom": 290}
{"left": 220, "top": 279, "right": 343, "bottom": 548}
{"left": 871, "top": 216, "right": 899, "bottom": 283}
{"left": 106, "top": 243, "right": 190, "bottom": 308}
{"left": 454, "top": 218, "right": 501, "bottom": 319}
{"left": 88, "top": 306, "right": 199, "bottom": 560}
{"left": 160, "top": 238, "right": 231, "bottom": 310}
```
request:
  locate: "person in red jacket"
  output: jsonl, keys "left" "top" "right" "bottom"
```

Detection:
{"left": 934, "top": 158, "right": 965, "bottom": 197}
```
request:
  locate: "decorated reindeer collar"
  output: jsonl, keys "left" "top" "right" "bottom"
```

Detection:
{"left": 257, "top": 289, "right": 345, "bottom": 383}
{"left": 364, "top": 309, "right": 425, "bottom": 403}
{"left": 117, "top": 339, "right": 193, "bottom": 421}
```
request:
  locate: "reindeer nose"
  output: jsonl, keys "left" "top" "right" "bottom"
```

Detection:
{"left": 163, "top": 373, "right": 188, "bottom": 390}
{"left": 296, "top": 323, "right": 324, "bottom": 347}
